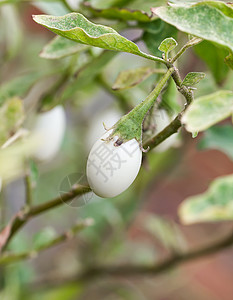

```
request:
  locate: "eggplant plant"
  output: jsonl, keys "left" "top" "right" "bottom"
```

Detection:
{"left": 0, "top": 1, "right": 233, "bottom": 299}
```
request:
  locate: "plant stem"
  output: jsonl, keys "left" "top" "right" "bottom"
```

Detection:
{"left": 168, "top": 65, "right": 194, "bottom": 105}
{"left": 143, "top": 67, "right": 194, "bottom": 150}
{"left": 171, "top": 37, "right": 203, "bottom": 63}
{"left": 0, "top": 219, "right": 93, "bottom": 265}
{"left": 140, "top": 52, "right": 167, "bottom": 65}
{"left": 1, "top": 184, "right": 91, "bottom": 251}
{"left": 143, "top": 114, "right": 182, "bottom": 151}
{"left": 112, "top": 67, "right": 174, "bottom": 142}
{"left": 143, "top": 53, "right": 196, "bottom": 151}
{"left": 24, "top": 172, "right": 33, "bottom": 209}
{"left": 32, "top": 226, "right": 233, "bottom": 287}
{"left": 130, "top": 67, "right": 174, "bottom": 118}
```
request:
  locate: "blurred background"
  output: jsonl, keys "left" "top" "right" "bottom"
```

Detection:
{"left": 0, "top": 0, "right": 233, "bottom": 299}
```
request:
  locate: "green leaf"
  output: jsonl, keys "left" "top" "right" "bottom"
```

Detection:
{"left": 194, "top": 41, "right": 229, "bottom": 84}
{"left": 182, "top": 72, "right": 205, "bottom": 87}
{"left": 179, "top": 174, "right": 233, "bottom": 223}
{"left": 142, "top": 19, "right": 177, "bottom": 57}
{"left": 33, "top": 227, "right": 56, "bottom": 249}
{"left": 0, "top": 72, "right": 42, "bottom": 106}
{"left": 198, "top": 125, "right": 233, "bottom": 161}
{"left": 158, "top": 37, "right": 178, "bottom": 55}
{"left": 195, "top": 1, "right": 233, "bottom": 18}
{"left": 152, "top": 2, "right": 233, "bottom": 52}
{"left": 0, "top": 97, "right": 24, "bottom": 146}
{"left": 140, "top": 18, "right": 165, "bottom": 34}
{"left": 62, "top": 50, "right": 117, "bottom": 100}
{"left": 40, "top": 35, "right": 89, "bottom": 59}
{"left": 182, "top": 91, "right": 233, "bottom": 132}
{"left": 32, "top": 13, "right": 160, "bottom": 62}
{"left": 112, "top": 67, "right": 162, "bottom": 91}
{"left": 83, "top": 3, "right": 152, "bottom": 22}
{"left": 225, "top": 52, "right": 233, "bottom": 70}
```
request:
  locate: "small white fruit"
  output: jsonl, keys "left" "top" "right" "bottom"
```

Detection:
{"left": 33, "top": 105, "right": 66, "bottom": 161}
{"left": 154, "top": 109, "right": 179, "bottom": 152}
{"left": 86, "top": 131, "right": 142, "bottom": 198}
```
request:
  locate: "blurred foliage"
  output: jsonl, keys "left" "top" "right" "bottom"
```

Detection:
{"left": 0, "top": 97, "right": 24, "bottom": 146}
{"left": 194, "top": 41, "right": 229, "bottom": 84}
{"left": 198, "top": 125, "right": 233, "bottom": 161}
{"left": 142, "top": 19, "right": 178, "bottom": 57}
{"left": 179, "top": 175, "right": 233, "bottom": 223}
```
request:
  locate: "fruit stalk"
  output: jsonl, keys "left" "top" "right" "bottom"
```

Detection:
{"left": 109, "top": 67, "right": 175, "bottom": 143}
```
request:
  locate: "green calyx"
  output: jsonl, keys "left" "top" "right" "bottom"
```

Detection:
{"left": 104, "top": 67, "right": 174, "bottom": 148}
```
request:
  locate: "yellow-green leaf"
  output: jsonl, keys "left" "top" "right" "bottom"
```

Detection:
{"left": 158, "top": 37, "right": 178, "bottom": 55}
{"left": 179, "top": 174, "right": 233, "bottom": 224}
{"left": 182, "top": 91, "right": 233, "bottom": 132}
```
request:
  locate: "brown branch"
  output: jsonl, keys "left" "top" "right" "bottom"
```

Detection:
{"left": 144, "top": 62, "right": 194, "bottom": 151}
{"left": 1, "top": 184, "right": 91, "bottom": 251}
{"left": 0, "top": 218, "right": 93, "bottom": 265}
{"left": 143, "top": 113, "right": 182, "bottom": 151}
{"left": 32, "top": 228, "right": 233, "bottom": 288}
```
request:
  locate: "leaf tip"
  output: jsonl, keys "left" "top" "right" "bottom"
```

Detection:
{"left": 32, "top": 14, "right": 40, "bottom": 23}
{"left": 150, "top": 7, "right": 158, "bottom": 15}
